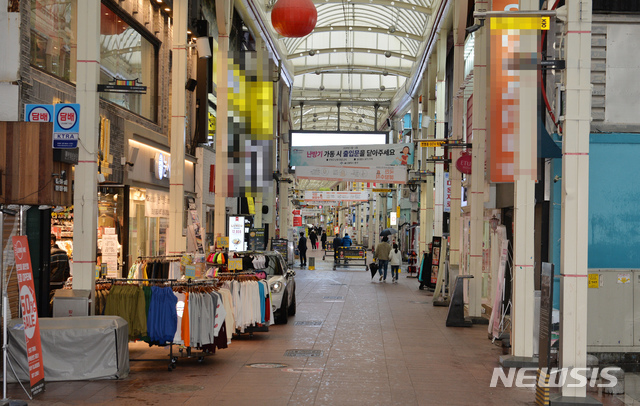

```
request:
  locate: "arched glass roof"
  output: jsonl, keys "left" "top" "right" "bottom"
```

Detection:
{"left": 266, "top": 0, "right": 434, "bottom": 131}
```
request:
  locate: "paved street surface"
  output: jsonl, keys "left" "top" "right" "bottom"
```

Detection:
{"left": 5, "top": 248, "right": 633, "bottom": 405}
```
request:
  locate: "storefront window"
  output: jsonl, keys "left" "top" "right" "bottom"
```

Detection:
{"left": 99, "top": 3, "right": 157, "bottom": 121}
{"left": 30, "top": 1, "right": 158, "bottom": 121}
{"left": 30, "top": 0, "right": 77, "bottom": 82}
{"left": 129, "top": 187, "right": 169, "bottom": 259}
{"left": 98, "top": 188, "right": 126, "bottom": 277}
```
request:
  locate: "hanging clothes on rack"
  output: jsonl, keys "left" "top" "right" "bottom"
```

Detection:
{"left": 104, "top": 282, "right": 148, "bottom": 340}
{"left": 218, "top": 273, "right": 273, "bottom": 333}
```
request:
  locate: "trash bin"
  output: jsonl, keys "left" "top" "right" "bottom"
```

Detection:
{"left": 308, "top": 256, "right": 315, "bottom": 270}
{"left": 52, "top": 289, "right": 91, "bottom": 317}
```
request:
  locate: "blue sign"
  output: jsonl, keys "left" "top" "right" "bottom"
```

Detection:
{"left": 25, "top": 104, "right": 53, "bottom": 122}
{"left": 53, "top": 104, "right": 80, "bottom": 149}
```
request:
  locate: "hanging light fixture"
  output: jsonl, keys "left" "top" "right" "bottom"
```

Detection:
{"left": 271, "top": 0, "right": 317, "bottom": 37}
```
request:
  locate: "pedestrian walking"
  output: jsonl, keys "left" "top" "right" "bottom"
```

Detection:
{"left": 332, "top": 234, "right": 342, "bottom": 265}
{"left": 389, "top": 243, "right": 402, "bottom": 283}
{"left": 298, "top": 232, "right": 308, "bottom": 267}
{"left": 320, "top": 231, "right": 327, "bottom": 250}
{"left": 373, "top": 236, "right": 392, "bottom": 282}
{"left": 309, "top": 229, "right": 318, "bottom": 250}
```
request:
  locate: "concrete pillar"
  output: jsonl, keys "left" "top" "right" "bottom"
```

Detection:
{"left": 509, "top": 0, "right": 539, "bottom": 360}
{"left": 420, "top": 64, "right": 436, "bottom": 256}
{"left": 168, "top": 0, "right": 188, "bottom": 255}
{"left": 434, "top": 30, "right": 447, "bottom": 237}
{"left": 449, "top": 0, "right": 468, "bottom": 272}
{"left": 558, "top": 0, "right": 592, "bottom": 399}
{"left": 73, "top": 0, "right": 100, "bottom": 308}
{"left": 469, "top": 0, "right": 488, "bottom": 318}
{"left": 213, "top": 8, "right": 230, "bottom": 241}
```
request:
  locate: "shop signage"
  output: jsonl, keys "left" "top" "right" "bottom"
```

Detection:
{"left": 419, "top": 140, "right": 446, "bottom": 148}
{"left": 444, "top": 173, "right": 451, "bottom": 213}
{"left": 11, "top": 236, "right": 45, "bottom": 396}
{"left": 145, "top": 190, "right": 170, "bottom": 217}
{"left": 295, "top": 165, "right": 407, "bottom": 184}
{"left": 53, "top": 148, "right": 79, "bottom": 164}
{"left": 303, "top": 191, "right": 369, "bottom": 202}
{"left": 97, "top": 78, "right": 147, "bottom": 94}
{"left": 456, "top": 151, "right": 472, "bottom": 174}
{"left": 249, "top": 228, "right": 266, "bottom": 251}
{"left": 372, "top": 188, "right": 394, "bottom": 193}
{"left": 293, "top": 216, "right": 302, "bottom": 227}
{"left": 101, "top": 229, "right": 119, "bottom": 277}
{"left": 154, "top": 152, "right": 171, "bottom": 180}
{"left": 53, "top": 103, "right": 80, "bottom": 149}
{"left": 25, "top": 104, "right": 53, "bottom": 122}
{"left": 228, "top": 216, "right": 245, "bottom": 252}
{"left": 290, "top": 143, "right": 414, "bottom": 167}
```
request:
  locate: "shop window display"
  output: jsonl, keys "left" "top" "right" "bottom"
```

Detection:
{"left": 30, "top": 0, "right": 158, "bottom": 121}
{"left": 129, "top": 187, "right": 169, "bottom": 260}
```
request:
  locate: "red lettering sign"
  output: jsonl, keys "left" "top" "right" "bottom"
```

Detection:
{"left": 456, "top": 151, "right": 472, "bottom": 175}
{"left": 12, "top": 236, "right": 45, "bottom": 396}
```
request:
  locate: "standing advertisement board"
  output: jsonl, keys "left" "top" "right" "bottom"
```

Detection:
{"left": 228, "top": 216, "right": 245, "bottom": 251}
{"left": 11, "top": 236, "right": 45, "bottom": 396}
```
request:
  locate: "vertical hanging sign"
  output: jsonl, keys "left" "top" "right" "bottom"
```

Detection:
{"left": 12, "top": 236, "right": 45, "bottom": 396}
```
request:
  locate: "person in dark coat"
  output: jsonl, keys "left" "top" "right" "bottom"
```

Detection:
{"left": 309, "top": 230, "right": 318, "bottom": 250}
{"left": 298, "top": 232, "right": 308, "bottom": 267}
{"left": 320, "top": 231, "right": 327, "bottom": 250}
{"left": 50, "top": 234, "right": 71, "bottom": 310}
{"left": 332, "top": 234, "right": 342, "bottom": 265}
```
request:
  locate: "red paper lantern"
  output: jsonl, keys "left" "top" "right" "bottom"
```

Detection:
{"left": 271, "top": 0, "right": 317, "bottom": 38}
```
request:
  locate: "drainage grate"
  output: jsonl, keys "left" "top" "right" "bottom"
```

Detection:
{"left": 329, "top": 283, "right": 346, "bottom": 285}
{"left": 323, "top": 296, "right": 344, "bottom": 300}
{"left": 142, "top": 384, "right": 203, "bottom": 394}
{"left": 246, "top": 363, "right": 288, "bottom": 369}
{"left": 411, "top": 301, "right": 430, "bottom": 304}
{"left": 294, "top": 321, "right": 323, "bottom": 326}
{"left": 284, "top": 349, "right": 323, "bottom": 357}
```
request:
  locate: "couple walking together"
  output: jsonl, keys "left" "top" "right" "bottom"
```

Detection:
{"left": 373, "top": 236, "right": 402, "bottom": 283}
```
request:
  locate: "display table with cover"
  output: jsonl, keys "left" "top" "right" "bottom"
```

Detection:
{"left": 8, "top": 316, "right": 129, "bottom": 382}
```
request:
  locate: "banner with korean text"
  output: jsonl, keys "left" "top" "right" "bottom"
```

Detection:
{"left": 12, "top": 236, "right": 45, "bottom": 396}
{"left": 295, "top": 166, "right": 407, "bottom": 184}
{"left": 303, "top": 191, "right": 369, "bottom": 202}
{"left": 291, "top": 144, "right": 414, "bottom": 167}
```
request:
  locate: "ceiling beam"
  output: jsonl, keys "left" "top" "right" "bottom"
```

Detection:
{"left": 295, "top": 65, "right": 410, "bottom": 77}
{"left": 288, "top": 47, "right": 416, "bottom": 62}
{"left": 290, "top": 99, "right": 390, "bottom": 107}
{"left": 305, "top": 25, "right": 423, "bottom": 42}
{"left": 313, "top": 0, "right": 432, "bottom": 15}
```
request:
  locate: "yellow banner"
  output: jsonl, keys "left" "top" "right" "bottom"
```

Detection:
{"left": 490, "top": 16, "right": 550, "bottom": 30}
{"left": 372, "top": 188, "right": 394, "bottom": 193}
{"left": 420, "top": 140, "right": 446, "bottom": 148}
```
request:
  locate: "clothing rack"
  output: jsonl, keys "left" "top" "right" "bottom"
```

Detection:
{"left": 105, "top": 277, "right": 221, "bottom": 370}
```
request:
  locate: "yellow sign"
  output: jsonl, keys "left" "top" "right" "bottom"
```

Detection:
{"left": 397, "top": 205, "right": 401, "bottom": 220}
{"left": 420, "top": 140, "right": 446, "bottom": 148}
{"left": 228, "top": 258, "right": 243, "bottom": 271}
{"left": 491, "top": 16, "right": 550, "bottom": 30}
{"left": 588, "top": 274, "right": 599, "bottom": 289}
{"left": 372, "top": 188, "right": 394, "bottom": 193}
{"left": 216, "top": 236, "right": 229, "bottom": 248}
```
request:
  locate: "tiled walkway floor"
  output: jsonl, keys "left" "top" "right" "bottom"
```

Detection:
{"left": 5, "top": 248, "right": 634, "bottom": 405}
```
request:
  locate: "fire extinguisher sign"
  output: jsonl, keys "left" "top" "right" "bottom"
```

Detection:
{"left": 12, "top": 236, "right": 45, "bottom": 396}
